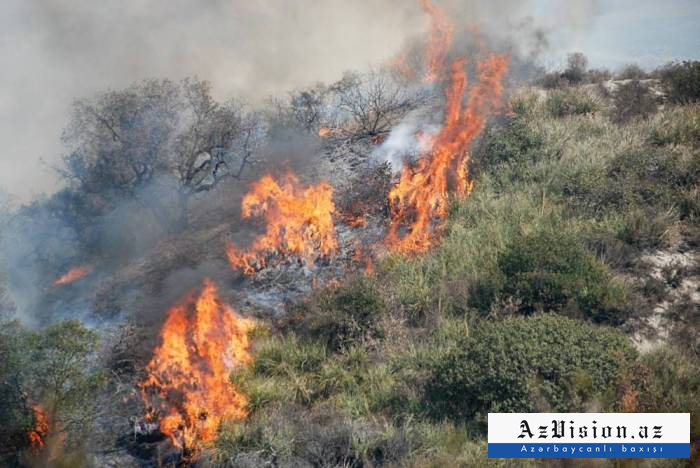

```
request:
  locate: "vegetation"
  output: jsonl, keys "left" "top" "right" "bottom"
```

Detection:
{"left": 214, "top": 76, "right": 700, "bottom": 466}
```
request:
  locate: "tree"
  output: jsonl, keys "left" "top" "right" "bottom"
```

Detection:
{"left": 0, "top": 321, "right": 33, "bottom": 465}
{"left": 26, "top": 320, "right": 104, "bottom": 455}
{"left": 59, "top": 78, "right": 260, "bottom": 231}
{"left": 563, "top": 52, "right": 588, "bottom": 84}
{"left": 334, "top": 70, "right": 412, "bottom": 137}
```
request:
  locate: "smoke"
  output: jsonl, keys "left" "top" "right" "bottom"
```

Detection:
{"left": 0, "top": 0, "right": 610, "bottom": 203}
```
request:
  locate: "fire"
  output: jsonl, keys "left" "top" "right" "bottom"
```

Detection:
{"left": 420, "top": 0, "right": 453, "bottom": 83}
{"left": 226, "top": 172, "right": 338, "bottom": 274}
{"left": 386, "top": 1, "right": 508, "bottom": 253}
{"left": 318, "top": 127, "right": 332, "bottom": 137}
{"left": 27, "top": 404, "right": 49, "bottom": 451}
{"left": 52, "top": 265, "right": 92, "bottom": 286}
{"left": 139, "top": 279, "right": 254, "bottom": 451}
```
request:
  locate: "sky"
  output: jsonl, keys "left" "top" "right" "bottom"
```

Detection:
{"left": 0, "top": 0, "right": 698, "bottom": 203}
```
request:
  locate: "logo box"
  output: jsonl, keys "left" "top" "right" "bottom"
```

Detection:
{"left": 488, "top": 413, "right": 690, "bottom": 458}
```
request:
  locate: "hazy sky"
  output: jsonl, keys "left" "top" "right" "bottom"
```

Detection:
{"left": 1, "top": 0, "right": 698, "bottom": 203}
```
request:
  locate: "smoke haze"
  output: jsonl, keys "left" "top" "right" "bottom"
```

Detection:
{"left": 1, "top": 0, "right": 699, "bottom": 201}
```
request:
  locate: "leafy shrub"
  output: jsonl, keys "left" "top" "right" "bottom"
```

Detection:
{"left": 612, "top": 80, "right": 657, "bottom": 123}
{"left": 426, "top": 315, "right": 637, "bottom": 431}
{"left": 473, "top": 118, "right": 543, "bottom": 171}
{"left": 545, "top": 88, "right": 600, "bottom": 117}
{"left": 293, "top": 276, "right": 386, "bottom": 351}
{"left": 539, "top": 72, "right": 568, "bottom": 90}
{"left": 660, "top": 60, "right": 700, "bottom": 104}
{"left": 495, "top": 229, "right": 627, "bottom": 323}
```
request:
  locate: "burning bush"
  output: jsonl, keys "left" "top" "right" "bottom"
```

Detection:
{"left": 139, "top": 279, "right": 255, "bottom": 452}
{"left": 226, "top": 172, "right": 338, "bottom": 274}
{"left": 426, "top": 315, "right": 637, "bottom": 431}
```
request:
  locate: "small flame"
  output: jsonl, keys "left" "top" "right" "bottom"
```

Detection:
{"left": 27, "top": 404, "right": 49, "bottom": 451}
{"left": 52, "top": 265, "right": 92, "bottom": 287}
{"left": 227, "top": 172, "right": 338, "bottom": 274}
{"left": 139, "top": 279, "right": 254, "bottom": 451}
{"left": 318, "top": 127, "right": 332, "bottom": 137}
{"left": 386, "top": 1, "right": 508, "bottom": 253}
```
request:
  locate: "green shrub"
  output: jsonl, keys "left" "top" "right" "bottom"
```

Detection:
{"left": 294, "top": 276, "right": 386, "bottom": 351}
{"left": 612, "top": 80, "right": 658, "bottom": 124}
{"left": 660, "top": 60, "right": 700, "bottom": 104}
{"left": 488, "top": 229, "right": 628, "bottom": 323}
{"left": 426, "top": 315, "right": 637, "bottom": 431}
{"left": 474, "top": 118, "right": 543, "bottom": 171}
{"left": 545, "top": 88, "right": 600, "bottom": 117}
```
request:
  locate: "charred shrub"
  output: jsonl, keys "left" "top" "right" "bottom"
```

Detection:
{"left": 494, "top": 230, "right": 627, "bottom": 323}
{"left": 612, "top": 80, "right": 658, "bottom": 124}
{"left": 660, "top": 60, "right": 700, "bottom": 104}
{"left": 294, "top": 276, "right": 386, "bottom": 352}
{"left": 426, "top": 315, "right": 636, "bottom": 431}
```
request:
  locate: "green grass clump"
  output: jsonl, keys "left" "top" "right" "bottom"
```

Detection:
{"left": 545, "top": 87, "right": 601, "bottom": 117}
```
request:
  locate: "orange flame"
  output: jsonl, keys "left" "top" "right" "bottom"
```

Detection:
{"left": 139, "top": 279, "right": 254, "bottom": 451}
{"left": 27, "top": 404, "right": 49, "bottom": 451}
{"left": 421, "top": 0, "right": 453, "bottom": 83}
{"left": 386, "top": 2, "right": 508, "bottom": 254}
{"left": 318, "top": 127, "right": 332, "bottom": 137}
{"left": 52, "top": 265, "right": 92, "bottom": 287}
{"left": 226, "top": 172, "right": 338, "bottom": 274}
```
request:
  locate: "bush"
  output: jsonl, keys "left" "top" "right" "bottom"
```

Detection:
{"left": 650, "top": 104, "right": 700, "bottom": 146}
{"left": 293, "top": 276, "right": 386, "bottom": 351}
{"left": 617, "top": 63, "right": 647, "bottom": 80}
{"left": 612, "top": 80, "right": 657, "bottom": 123}
{"left": 562, "top": 52, "right": 588, "bottom": 85}
{"left": 494, "top": 229, "right": 628, "bottom": 323}
{"left": 545, "top": 88, "right": 600, "bottom": 117}
{"left": 473, "top": 118, "right": 543, "bottom": 171}
{"left": 426, "top": 315, "right": 637, "bottom": 431}
{"left": 660, "top": 60, "right": 700, "bottom": 104}
{"left": 213, "top": 404, "right": 416, "bottom": 467}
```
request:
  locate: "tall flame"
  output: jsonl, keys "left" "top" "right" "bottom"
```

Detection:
{"left": 386, "top": 1, "right": 508, "bottom": 253}
{"left": 421, "top": 0, "right": 453, "bottom": 83}
{"left": 226, "top": 172, "right": 338, "bottom": 274}
{"left": 52, "top": 265, "right": 92, "bottom": 287}
{"left": 139, "top": 279, "right": 254, "bottom": 451}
